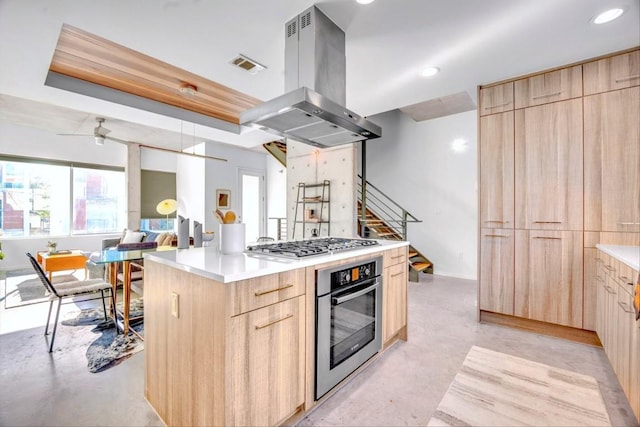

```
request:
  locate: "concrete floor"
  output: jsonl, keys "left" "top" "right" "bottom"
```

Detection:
{"left": 1, "top": 274, "right": 637, "bottom": 426}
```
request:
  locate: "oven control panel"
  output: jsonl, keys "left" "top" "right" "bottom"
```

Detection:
{"left": 331, "top": 260, "right": 377, "bottom": 288}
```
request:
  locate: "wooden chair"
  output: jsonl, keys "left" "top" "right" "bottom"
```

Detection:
{"left": 26, "top": 252, "right": 115, "bottom": 352}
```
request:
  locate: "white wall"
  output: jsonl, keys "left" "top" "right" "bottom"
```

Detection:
{"left": 0, "top": 121, "right": 127, "bottom": 166}
{"left": 141, "top": 146, "right": 177, "bottom": 172}
{"left": 266, "top": 154, "right": 287, "bottom": 239}
{"left": 204, "top": 143, "right": 267, "bottom": 234}
{"left": 364, "top": 109, "right": 478, "bottom": 279}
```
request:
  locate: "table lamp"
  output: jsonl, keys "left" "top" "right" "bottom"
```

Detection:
{"left": 156, "top": 199, "right": 177, "bottom": 230}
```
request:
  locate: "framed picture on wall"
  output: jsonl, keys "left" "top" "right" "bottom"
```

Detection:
{"left": 216, "top": 189, "right": 230, "bottom": 209}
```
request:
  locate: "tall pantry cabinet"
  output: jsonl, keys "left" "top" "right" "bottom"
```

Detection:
{"left": 478, "top": 48, "right": 640, "bottom": 333}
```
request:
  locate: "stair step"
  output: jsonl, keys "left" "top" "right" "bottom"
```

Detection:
{"left": 410, "top": 262, "right": 432, "bottom": 272}
{"left": 408, "top": 251, "right": 418, "bottom": 258}
{"left": 376, "top": 232, "right": 397, "bottom": 237}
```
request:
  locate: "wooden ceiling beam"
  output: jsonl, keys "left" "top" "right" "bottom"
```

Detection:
{"left": 48, "top": 24, "right": 261, "bottom": 126}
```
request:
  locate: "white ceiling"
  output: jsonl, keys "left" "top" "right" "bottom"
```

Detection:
{"left": 0, "top": 0, "right": 638, "bottom": 150}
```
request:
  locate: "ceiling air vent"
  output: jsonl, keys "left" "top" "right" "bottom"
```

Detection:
{"left": 229, "top": 54, "right": 266, "bottom": 75}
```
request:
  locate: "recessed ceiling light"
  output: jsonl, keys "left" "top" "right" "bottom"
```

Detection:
{"left": 356, "top": 0, "right": 375, "bottom": 4}
{"left": 592, "top": 8, "right": 624, "bottom": 24}
{"left": 420, "top": 67, "right": 440, "bottom": 77}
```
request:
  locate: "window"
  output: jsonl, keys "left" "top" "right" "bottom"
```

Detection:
{"left": 0, "top": 158, "right": 125, "bottom": 236}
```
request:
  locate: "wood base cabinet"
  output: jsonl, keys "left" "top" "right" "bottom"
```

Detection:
{"left": 228, "top": 296, "right": 305, "bottom": 426}
{"left": 515, "top": 230, "right": 583, "bottom": 328}
{"left": 383, "top": 247, "right": 408, "bottom": 344}
{"left": 595, "top": 249, "right": 640, "bottom": 424}
{"left": 145, "top": 261, "right": 305, "bottom": 427}
{"left": 479, "top": 228, "right": 514, "bottom": 314}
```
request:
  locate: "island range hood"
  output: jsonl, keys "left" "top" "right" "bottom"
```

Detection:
{"left": 240, "top": 5, "right": 381, "bottom": 148}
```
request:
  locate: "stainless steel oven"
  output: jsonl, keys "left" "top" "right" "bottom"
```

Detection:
{"left": 315, "top": 256, "right": 383, "bottom": 399}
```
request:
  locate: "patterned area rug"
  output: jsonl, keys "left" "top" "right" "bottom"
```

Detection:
{"left": 62, "top": 299, "right": 144, "bottom": 373}
{"left": 428, "top": 346, "right": 612, "bottom": 427}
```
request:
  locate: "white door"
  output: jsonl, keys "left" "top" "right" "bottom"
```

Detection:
{"left": 238, "top": 169, "right": 265, "bottom": 244}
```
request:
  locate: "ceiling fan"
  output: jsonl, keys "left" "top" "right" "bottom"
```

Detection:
{"left": 58, "top": 117, "right": 114, "bottom": 145}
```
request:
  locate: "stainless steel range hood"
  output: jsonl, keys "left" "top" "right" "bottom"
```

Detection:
{"left": 240, "top": 5, "right": 381, "bottom": 148}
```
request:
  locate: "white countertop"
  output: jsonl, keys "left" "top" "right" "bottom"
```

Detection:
{"left": 596, "top": 244, "right": 640, "bottom": 271}
{"left": 144, "top": 239, "right": 409, "bottom": 283}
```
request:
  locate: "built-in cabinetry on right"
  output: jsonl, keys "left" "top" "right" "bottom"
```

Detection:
{"left": 594, "top": 248, "right": 639, "bottom": 422}
{"left": 479, "top": 47, "right": 639, "bottom": 333}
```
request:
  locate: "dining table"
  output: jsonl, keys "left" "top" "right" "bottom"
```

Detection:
{"left": 94, "top": 246, "right": 176, "bottom": 336}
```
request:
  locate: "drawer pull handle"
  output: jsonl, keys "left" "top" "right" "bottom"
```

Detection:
{"left": 618, "top": 275, "right": 630, "bottom": 283}
{"left": 618, "top": 222, "right": 640, "bottom": 225}
{"left": 615, "top": 75, "right": 640, "bottom": 83}
{"left": 391, "top": 272, "right": 404, "bottom": 278}
{"left": 604, "top": 265, "right": 615, "bottom": 272}
{"left": 595, "top": 276, "right": 605, "bottom": 282}
{"left": 532, "top": 91, "right": 562, "bottom": 100}
{"left": 485, "top": 234, "right": 508, "bottom": 238}
{"left": 484, "top": 220, "right": 509, "bottom": 223}
{"left": 533, "top": 237, "right": 561, "bottom": 240}
{"left": 255, "top": 313, "right": 293, "bottom": 330}
{"left": 533, "top": 221, "right": 562, "bottom": 224}
{"left": 604, "top": 285, "right": 616, "bottom": 294}
{"left": 254, "top": 284, "right": 294, "bottom": 296}
{"left": 391, "top": 255, "right": 404, "bottom": 260}
{"left": 617, "top": 301, "right": 635, "bottom": 314}
{"left": 485, "top": 102, "right": 510, "bottom": 109}
{"left": 595, "top": 257, "right": 602, "bottom": 262}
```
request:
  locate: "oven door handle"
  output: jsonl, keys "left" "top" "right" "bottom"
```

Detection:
{"left": 332, "top": 281, "right": 379, "bottom": 305}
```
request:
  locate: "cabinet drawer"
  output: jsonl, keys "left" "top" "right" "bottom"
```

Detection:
{"left": 384, "top": 247, "right": 407, "bottom": 267}
{"left": 227, "top": 269, "right": 305, "bottom": 316}
{"left": 615, "top": 262, "right": 636, "bottom": 295}
{"left": 584, "top": 49, "right": 640, "bottom": 95}
{"left": 514, "top": 65, "right": 582, "bottom": 108}
{"left": 479, "top": 82, "right": 514, "bottom": 116}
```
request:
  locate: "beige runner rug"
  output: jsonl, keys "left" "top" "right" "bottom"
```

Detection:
{"left": 428, "top": 346, "right": 612, "bottom": 426}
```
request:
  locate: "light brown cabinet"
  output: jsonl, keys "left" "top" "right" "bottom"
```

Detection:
{"left": 479, "top": 82, "right": 513, "bottom": 116}
{"left": 228, "top": 296, "right": 305, "bottom": 427}
{"left": 383, "top": 247, "right": 408, "bottom": 344}
{"left": 584, "top": 49, "right": 640, "bottom": 95}
{"left": 595, "top": 249, "right": 640, "bottom": 424}
{"left": 631, "top": 315, "right": 640, "bottom": 421}
{"left": 515, "top": 230, "right": 583, "bottom": 328}
{"left": 479, "top": 112, "right": 514, "bottom": 228}
{"left": 584, "top": 86, "right": 640, "bottom": 233}
{"left": 145, "top": 262, "right": 306, "bottom": 427}
{"left": 515, "top": 98, "right": 583, "bottom": 231}
{"left": 514, "top": 65, "right": 582, "bottom": 109}
{"left": 479, "top": 228, "right": 514, "bottom": 314}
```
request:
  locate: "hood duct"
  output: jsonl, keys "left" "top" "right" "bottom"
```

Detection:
{"left": 240, "top": 6, "right": 381, "bottom": 148}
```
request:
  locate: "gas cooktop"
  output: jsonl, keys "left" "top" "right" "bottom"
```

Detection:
{"left": 246, "top": 237, "right": 379, "bottom": 259}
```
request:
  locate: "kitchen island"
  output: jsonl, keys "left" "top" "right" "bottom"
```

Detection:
{"left": 143, "top": 239, "right": 409, "bottom": 426}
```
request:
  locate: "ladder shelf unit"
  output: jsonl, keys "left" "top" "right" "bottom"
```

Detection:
{"left": 293, "top": 180, "right": 330, "bottom": 239}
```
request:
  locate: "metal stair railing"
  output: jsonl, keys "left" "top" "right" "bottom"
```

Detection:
{"left": 356, "top": 174, "right": 421, "bottom": 240}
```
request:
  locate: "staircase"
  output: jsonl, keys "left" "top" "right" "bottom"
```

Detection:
{"left": 357, "top": 176, "right": 433, "bottom": 281}
{"left": 263, "top": 141, "right": 287, "bottom": 167}
{"left": 262, "top": 142, "right": 433, "bottom": 281}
